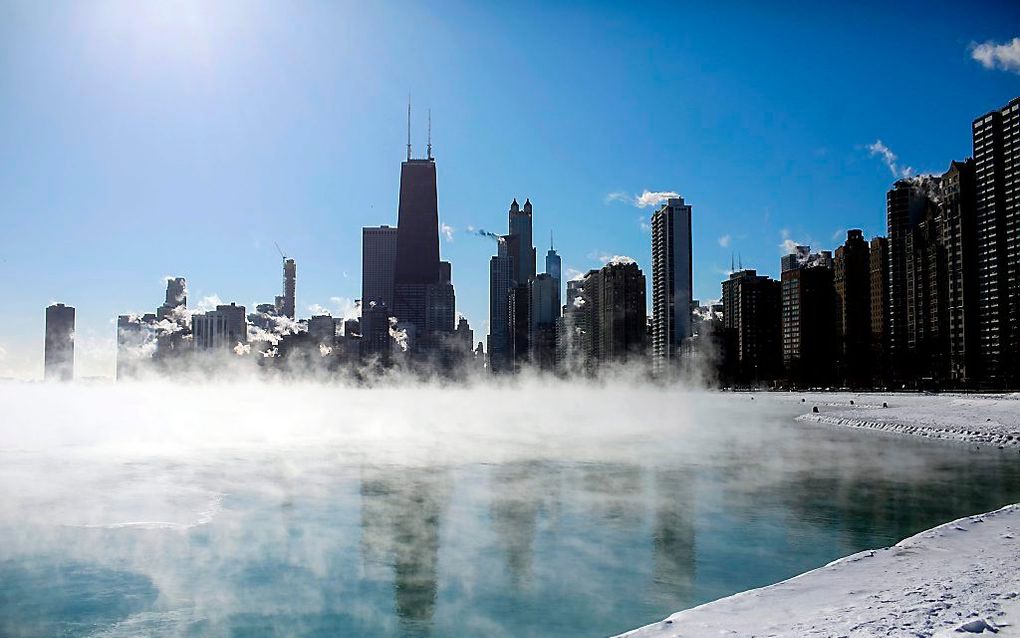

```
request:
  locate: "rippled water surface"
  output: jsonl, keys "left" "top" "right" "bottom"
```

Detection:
{"left": 1, "top": 383, "right": 1018, "bottom": 637}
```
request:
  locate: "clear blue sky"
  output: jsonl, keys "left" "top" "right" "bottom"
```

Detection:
{"left": 1, "top": 1, "right": 1018, "bottom": 378}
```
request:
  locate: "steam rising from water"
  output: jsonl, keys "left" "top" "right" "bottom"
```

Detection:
{"left": 2, "top": 380, "right": 1019, "bottom": 637}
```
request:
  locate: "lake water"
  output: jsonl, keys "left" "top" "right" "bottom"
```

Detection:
{"left": 1, "top": 383, "right": 1018, "bottom": 637}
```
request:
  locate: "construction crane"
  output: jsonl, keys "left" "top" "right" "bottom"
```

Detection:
{"left": 274, "top": 241, "right": 287, "bottom": 263}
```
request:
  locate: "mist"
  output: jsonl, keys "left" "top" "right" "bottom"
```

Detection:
{"left": 2, "top": 378, "right": 1019, "bottom": 637}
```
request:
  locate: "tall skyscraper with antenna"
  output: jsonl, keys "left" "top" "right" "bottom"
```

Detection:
{"left": 390, "top": 101, "right": 454, "bottom": 353}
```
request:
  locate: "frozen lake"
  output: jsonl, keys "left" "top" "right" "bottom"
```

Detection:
{"left": 1, "top": 382, "right": 1018, "bottom": 637}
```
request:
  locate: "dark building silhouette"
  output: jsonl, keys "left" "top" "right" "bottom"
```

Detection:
{"left": 488, "top": 236, "right": 514, "bottom": 373}
{"left": 941, "top": 159, "right": 980, "bottom": 385}
{"left": 972, "top": 97, "right": 1020, "bottom": 387}
{"left": 905, "top": 183, "right": 951, "bottom": 383}
{"left": 834, "top": 230, "right": 872, "bottom": 387}
{"left": 545, "top": 240, "right": 561, "bottom": 312}
{"left": 651, "top": 197, "right": 694, "bottom": 376}
{"left": 155, "top": 276, "right": 190, "bottom": 359}
{"left": 507, "top": 284, "right": 530, "bottom": 370}
{"left": 362, "top": 225, "right": 398, "bottom": 310}
{"left": 721, "top": 270, "right": 781, "bottom": 384}
{"left": 869, "top": 237, "right": 890, "bottom": 387}
{"left": 887, "top": 178, "right": 940, "bottom": 381}
{"left": 781, "top": 250, "right": 836, "bottom": 387}
{"left": 393, "top": 156, "right": 442, "bottom": 343}
{"left": 277, "top": 258, "right": 296, "bottom": 319}
{"left": 508, "top": 199, "right": 536, "bottom": 285}
{"left": 307, "top": 315, "right": 336, "bottom": 348}
{"left": 44, "top": 303, "right": 75, "bottom": 381}
{"left": 597, "top": 259, "right": 647, "bottom": 365}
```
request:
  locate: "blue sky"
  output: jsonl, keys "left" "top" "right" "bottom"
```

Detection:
{"left": 1, "top": 1, "right": 1018, "bottom": 378}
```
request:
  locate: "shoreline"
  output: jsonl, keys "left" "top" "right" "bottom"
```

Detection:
{"left": 617, "top": 503, "right": 1020, "bottom": 637}
{"left": 615, "top": 392, "right": 1020, "bottom": 637}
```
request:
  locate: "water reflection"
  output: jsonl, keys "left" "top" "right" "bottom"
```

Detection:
{"left": 360, "top": 466, "right": 450, "bottom": 635}
{"left": 651, "top": 469, "right": 696, "bottom": 604}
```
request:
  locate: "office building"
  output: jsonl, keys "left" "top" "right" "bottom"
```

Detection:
{"left": 362, "top": 225, "right": 399, "bottom": 310}
{"left": 44, "top": 303, "right": 75, "bottom": 381}
{"left": 869, "top": 237, "right": 890, "bottom": 386}
{"left": 488, "top": 236, "right": 514, "bottom": 373}
{"left": 941, "top": 159, "right": 980, "bottom": 384}
{"left": 281, "top": 258, "right": 296, "bottom": 319}
{"left": 192, "top": 303, "right": 247, "bottom": 351}
{"left": 528, "top": 273, "right": 559, "bottom": 369}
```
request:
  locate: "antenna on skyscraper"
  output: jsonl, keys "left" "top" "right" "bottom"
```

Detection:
{"left": 275, "top": 241, "right": 287, "bottom": 264}
{"left": 730, "top": 253, "right": 735, "bottom": 273}
{"left": 406, "top": 96, "right": 412, "bottom": 161}
{"left": 738, "top": 253, "right": 743, "bottom": 270}
{"left": 427, "top": 109, "right": 432, "bottom": 160}
{"left": 550, "top": 230, "right": 554, "bottom": 250}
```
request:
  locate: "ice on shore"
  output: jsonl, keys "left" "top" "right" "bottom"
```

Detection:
{"left": 618, "top": 503, "right": 1020, "bottom": 637}
{"left": 787, "top": 392, "right": 1020, "bottom": 449}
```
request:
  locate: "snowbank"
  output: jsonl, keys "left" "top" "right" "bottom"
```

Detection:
{"left": 787, "top": 392, "right": 1020, "bottom": 449}
{"left": 618, "top": 504, "right": 1020, "bottom": 637}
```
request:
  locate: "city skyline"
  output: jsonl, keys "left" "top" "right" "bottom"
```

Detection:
{"left": 2, "top": 2, "right": 1019, "bottom": 378}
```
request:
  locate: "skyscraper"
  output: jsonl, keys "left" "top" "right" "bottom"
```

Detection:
{"left": 117, "top": 314, "right": 150, "bottom": 380}
{"left": 941, "top": 159, "right": 979, "bottom": 385}
{"left": 44, "top": 303, "right": 75, "bottom": 381}
{"left": 781, "top": 249, "right": 836, "bottom": 386}
{"left": 972, "top": 97, "right": 1019, "bottom": 387}
{"left": 282, "top": 258, "right": 296, "bottom": 319}
{"left": 158, "top": 277, "right": 187, "bottom": 320}
{"left": 545, "top": 238, "right": 561, "bottom": 313}
{"left": 651, "top": 196, "right": 693, "bottom": 374}
{"left": 488, "top": 236, "right": 514, "bottom": 373}
{"left": 721, "top": 270, "right": 781, "bottom": 384}
{"left": 192, "top": 303, "right": 247, "bottom": 351}
{"left": 393, "top": 156, "right": 442, "bottom": 340}
{"left": 834, "top": 230, "right": 872, "bottom": 387}
{"left": 887, "top": 177, "right": 939, "bottom": 381}
{"left": 528, "top": 273, "right": 559, "bottom": 370}
{"left": 508, "top": 199, "right": 536, "bottom": 285}
{"left": 597, "top": 259, "right": 647, "bottom": 365}
{"left": 869, "top": 237, "right": 890, "bottom": 386}
{"left": 362, "top": 225, "right": 399, "bottom": 310}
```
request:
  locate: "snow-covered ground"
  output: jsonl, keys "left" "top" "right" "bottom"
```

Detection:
{"left": 785, "top": 392, "right": 1020, "bottom": 449}
{"left": 618, "top": 504, "right": 1020, "bottom": 637}
{"left": 615, "top": 393, "right": 1020, "bottom": 637}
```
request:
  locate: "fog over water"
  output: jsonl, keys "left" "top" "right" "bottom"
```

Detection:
{"left": 1, "top": 379, "right": 1018, "bottom": 637}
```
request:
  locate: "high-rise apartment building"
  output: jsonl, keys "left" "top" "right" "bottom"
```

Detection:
{"left": 651, "top": 197, "right": 693, "bottom": 374}
{"left": 44, "top": 303, "right": 75, "bottom": 381}
{"left": 281, "top": 258, "right": 296, "bottom": 319}
{"left": 972, "top": 96, "right": 1020, "bottom": 387}
{"left": 940, "top": 159, "right": 979, "bottom": 384}
{"left": 834, "top": 230, "right": 872, "bottom": 387}
{"left": 545, "top": 241, "right": 561, "bottom": 313}
{"left": 869, "top": 237, "right": 890, "bottom": 386}
{"left": 721, "top": 270, "right": 781, "bottom": 384}
{"left": 597, "top": 259, "right": 647, "bottom": 365}
{"left": 781, "top": 250, "right": 836, "bottom": 386}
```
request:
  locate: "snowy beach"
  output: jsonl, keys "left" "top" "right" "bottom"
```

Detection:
{"left": 619, "top": 504, "right": 1020, "bottom": 637}
{"left": 618, "top": 393, "right": 1020, "bottom": 638}
{"left": 787, "top": 392, "right": 1020, "bottom": 449}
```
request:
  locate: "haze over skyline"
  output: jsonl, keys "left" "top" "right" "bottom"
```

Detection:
{"left": 2, "top": 1, "right": 1019, "bottom": 378}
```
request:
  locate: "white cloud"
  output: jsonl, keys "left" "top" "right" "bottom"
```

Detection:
{"left": 718, "top": 234, "right": 732, "bottom": 248}
{"left": 307, "top": 304, "right": 332, "bottom": 316}
{"left": 441, "top": 223, "right": 454, "bottom": 242}
{"left": 566, "top": 267, "right": 585, "bottom": 281}
{"left": 638, "top": 216, "right": 650, "bottom": 233}
{"left": 778, "top": 229, "right": 805, "bottom": 255}
{"left": 329, "top": 296, "right": 361, "bottom": 321}
{"left": 867, "top": 140, "right": 914, "bottom": 179}
{"left": 604, "top": 190, "right": 679, "bottom": 208}
{"left": 970, "top": 38, "right": 1020, "bottom": 75}
{"left": 604, "top": 255, "right": 636, "bottom": 266}
{"left": 194, "top": 294, "right": 224, "bottom": 313}
{"left": 634, "top": 190, "right": 679, "bottom": 208}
